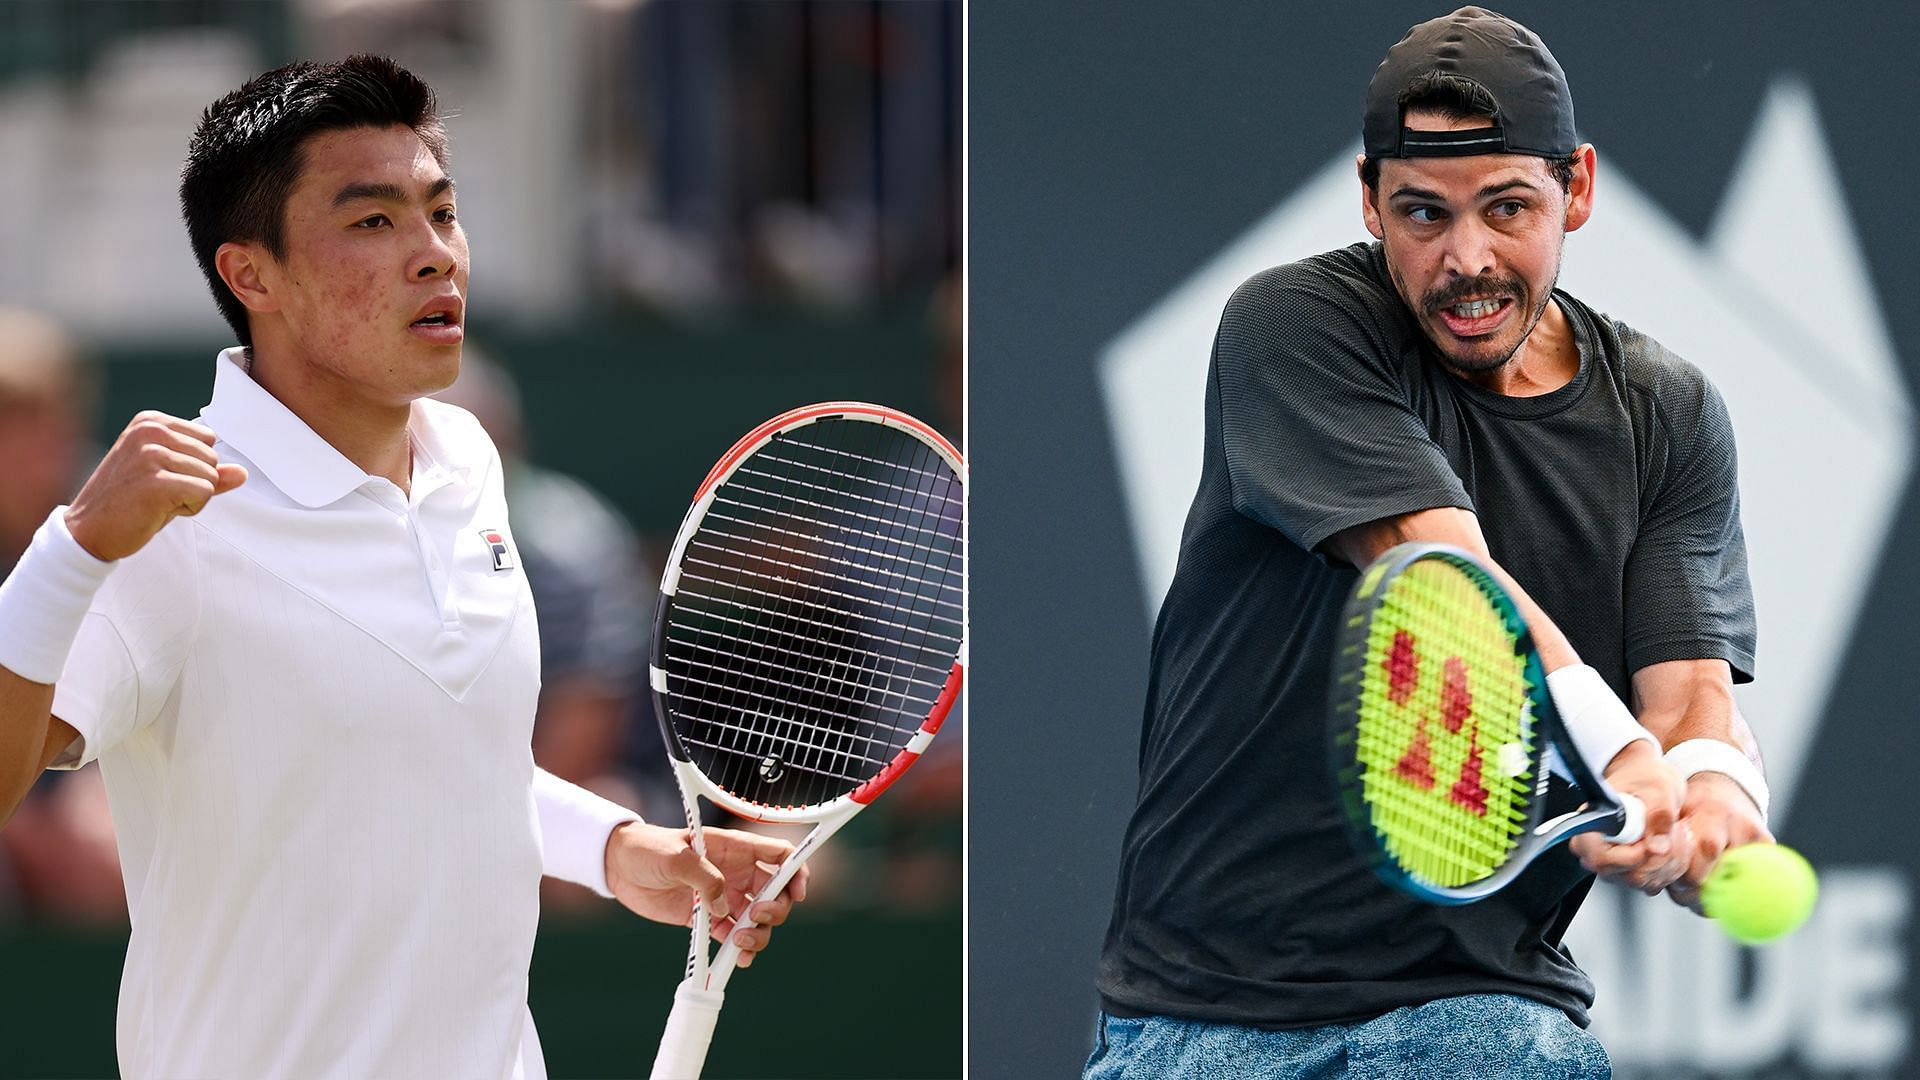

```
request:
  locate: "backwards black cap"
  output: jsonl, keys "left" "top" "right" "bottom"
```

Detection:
{"left": 1363, "top": 7, "right": 1575, "bottom": 160}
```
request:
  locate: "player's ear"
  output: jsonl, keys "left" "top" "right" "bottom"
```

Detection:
{"left": 214, "top": 241, "right": 281, "bottom": 315}
{"left": 1563, "top": 144, "right": 1597, "bottom": 233}
{"left": 1358, "top": 154, "right": 1385, "bottom": 239}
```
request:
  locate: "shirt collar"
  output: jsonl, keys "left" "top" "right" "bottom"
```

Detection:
{"left": 199, "top": 347, "right": 471, "bottom": 509}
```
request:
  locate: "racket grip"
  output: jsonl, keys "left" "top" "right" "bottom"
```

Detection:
{"left": 1608, "top": 792, "right": 1646, "bottom": 845}
{"left": 650, "top": 979, "right": 726, "bottom": 1080}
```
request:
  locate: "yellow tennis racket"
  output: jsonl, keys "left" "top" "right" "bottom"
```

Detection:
{"left": 1328, "top": 542, "right": 1643, "bottom": 902}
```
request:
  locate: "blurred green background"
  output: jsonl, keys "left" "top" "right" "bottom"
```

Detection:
{"left": 2, "top": 910, "right": 962, "bottom": 1078}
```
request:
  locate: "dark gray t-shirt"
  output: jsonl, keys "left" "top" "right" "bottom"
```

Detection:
{"left": 1097, "top": 242, "right": 1756, "bottom": 1030}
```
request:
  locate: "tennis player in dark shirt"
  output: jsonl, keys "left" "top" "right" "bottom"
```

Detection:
{"left": 1089, "top": 9, "right": 1773, "bottom": 1078}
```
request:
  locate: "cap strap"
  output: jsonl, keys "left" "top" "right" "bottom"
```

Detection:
{"left": 1395, "top": 126, "right": 1510, "bottom": 158}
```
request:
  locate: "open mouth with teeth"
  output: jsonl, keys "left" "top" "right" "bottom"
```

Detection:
{"left": 1436, "top": 296, "right": 1512, "bottom": 337}
{"left": 408, "top": 307, "right": 464, "bottom": 343}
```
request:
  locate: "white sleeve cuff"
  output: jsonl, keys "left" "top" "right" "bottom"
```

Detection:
{"left": 532, "top": 768, "right": 642, "bottom": 899}
{"left": 1545, "top": 664, "right": 1659, "bottom": 775}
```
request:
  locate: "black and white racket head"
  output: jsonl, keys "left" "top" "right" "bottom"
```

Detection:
{"left": 650, "top": 403, "right": 966, "bottom": 821}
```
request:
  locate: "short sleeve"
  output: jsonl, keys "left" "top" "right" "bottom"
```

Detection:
{"left": 1623, "top": 376, "right": 1757, "bottom": 681}
{"left": 48, "top": 521, "right": 200, "bottom": 768}
{"left": 1213, "top": 264, "right": 1470, "bottom": 553}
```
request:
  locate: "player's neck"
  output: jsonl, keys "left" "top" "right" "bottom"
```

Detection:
{"left": 246, "top": 346, "right": 415, "bottom": 495}
{"left": 1464, "top": 299, "right": 1579, "bottom": 398}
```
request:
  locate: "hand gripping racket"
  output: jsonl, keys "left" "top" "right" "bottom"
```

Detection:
{"left": 1329, "top": 542, "right": 1643, "bottom": 903}
{"left": 647, "top": 402, "right": 966, "bottom": 1079}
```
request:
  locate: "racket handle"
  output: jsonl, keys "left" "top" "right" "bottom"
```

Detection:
{"left": 1607, "top": 792, "right": 1646, "bottom": 845}
{"left": 650, "top": 979, "right": 726, "bottom": 1080}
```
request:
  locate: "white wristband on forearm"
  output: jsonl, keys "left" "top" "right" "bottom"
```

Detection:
{"left": 1545, "top": 664, "right": 1658, "bottom": 774}
{"left": 1665, "top": 738, "right": 1771, "bottom": 822}
{"left": 533, "top": 768, "right": 642, "bottom": 899}
{"left": 0, "top": 506, "right": 115, "bottom": 685}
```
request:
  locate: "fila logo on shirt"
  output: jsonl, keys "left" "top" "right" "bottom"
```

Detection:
{"left": 478, "top": 529, "right": 514, "bottom": 572}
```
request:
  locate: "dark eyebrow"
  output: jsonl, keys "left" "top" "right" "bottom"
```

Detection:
{"left": 1475, "top": 178, "right": 1541, "bottom": 200}
{"left": 331, "top": 176, "right": 456, "bottom": 210}
{"left": 1387, "top": 177, "right": 1542, "bottom": 204}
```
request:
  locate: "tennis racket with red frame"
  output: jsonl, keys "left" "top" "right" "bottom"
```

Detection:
{"left": 646, "top": 402, "right": 966, "bottom": 1080}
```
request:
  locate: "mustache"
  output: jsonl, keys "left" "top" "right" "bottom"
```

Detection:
{"left": 1423, "top": 274, "right": 1526, "bottom": 313}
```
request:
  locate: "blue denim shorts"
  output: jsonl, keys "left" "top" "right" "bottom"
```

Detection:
{"left": 1083, "top": 994, "right": 1610, "bottom": 1079}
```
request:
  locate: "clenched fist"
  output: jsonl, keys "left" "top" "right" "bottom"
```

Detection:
{"left": 64, "top": 411, "right": 247, "bottom": 562}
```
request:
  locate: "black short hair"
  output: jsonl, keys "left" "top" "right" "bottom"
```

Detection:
{"left": 180, "top": 55, "right": 448, "bottom": 347}
{"left": 1360, "top": 71, "right": 1577, "bottom": 194}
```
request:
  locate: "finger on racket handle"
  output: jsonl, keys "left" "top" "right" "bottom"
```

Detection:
{"left": 705, "top": 845, "right": 816, "bottom": 981}
{"left": 1606, "top": 790, "right": 1645, "bottom": 845}
{"left": 651, "top": 981, "right": 725, "bottom": 1080}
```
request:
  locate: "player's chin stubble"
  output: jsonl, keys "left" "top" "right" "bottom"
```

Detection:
{"left": 1387, "top": 255, "right": 1559, "bottom": 377}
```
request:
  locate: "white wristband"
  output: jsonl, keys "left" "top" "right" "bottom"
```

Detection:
{"left": 533, "top": 768, "right": 642, "bottom": 899}
{"left": 0, "top": 506, "right": 115, "bottom": 684}
{"left": 1665, "top": 738, "right": 1770, "bottom": 823}
{"left": 1545, "top": 664, "right": 1658, "bottom": 775}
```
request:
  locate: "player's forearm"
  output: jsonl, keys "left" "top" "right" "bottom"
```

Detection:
{"left": 1326, "top": 506, "right": 1580, "bottom": 671}
{"left": 1630, "top": 658, "right": 1768, "bottom": 820}
{"left": 1630, "top": 659, "right": 1760, "bottom": 763}
{"left": 0, "top": 667, "right": 54, "bottom": 828}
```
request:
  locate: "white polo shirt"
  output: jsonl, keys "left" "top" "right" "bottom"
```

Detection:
{"left": 49, "top": 348, "right": 622, "bottom": 1079}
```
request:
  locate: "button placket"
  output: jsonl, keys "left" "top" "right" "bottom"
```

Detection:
{"left": 411, "top": 493, "right": 464, "bottom": 633}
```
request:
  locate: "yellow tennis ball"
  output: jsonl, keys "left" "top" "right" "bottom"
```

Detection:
{"left": 1701, "top": 843, "right": 1818, "bottom": 944}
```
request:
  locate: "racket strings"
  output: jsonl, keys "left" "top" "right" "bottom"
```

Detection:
{"left": 735, "top": 456, "right": 958, "bottom": 527}
{"left": 718, "top": 449, "right": 967, "bottom": 541}
{"left": 668, "top": 632, "right": 949, "bottom": 698}
{"left": 701, "top": 505, "right": 961, "bottom": 581}
{"left": 664, "top": 416, "right": 965, "bottom": 810}
{"left": 666, "top": 668, "right": 929, "bottom": 734}
{"left": 687, "top": 527, "right": 964, "bottom": 608}
{"left": 754, "top": 440, "right": 955, "bottom": 494}
{"left": 712, "top": 483, "right": 956, "bottom": 557}
{"left": 678, "top": 555, "right": 965, "bottom": 632}
{"left": 1352, "top": 559, "right": 1536, "bottom": 888}
{"left": 665, "top": 610, "right": 954, "bottom": 680}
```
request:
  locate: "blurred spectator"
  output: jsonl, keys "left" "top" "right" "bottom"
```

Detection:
{"left": 0, "top": 309, "right": 93, "bottom": 571}
{"left": 591, "top": 0, "right": 960, "bottom": 311}
{"left": 0, "top": 309, "right": 124, "bottom": 925}
{"left": 0, "top": 2, "right": 955, "bottom": 326}
{"left": 436, "top": 349, "right": 668, "bottom": 913}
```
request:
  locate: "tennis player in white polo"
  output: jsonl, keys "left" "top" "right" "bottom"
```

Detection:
{"left": 0, "top": 55, "right": 806, "bottom": 1078}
